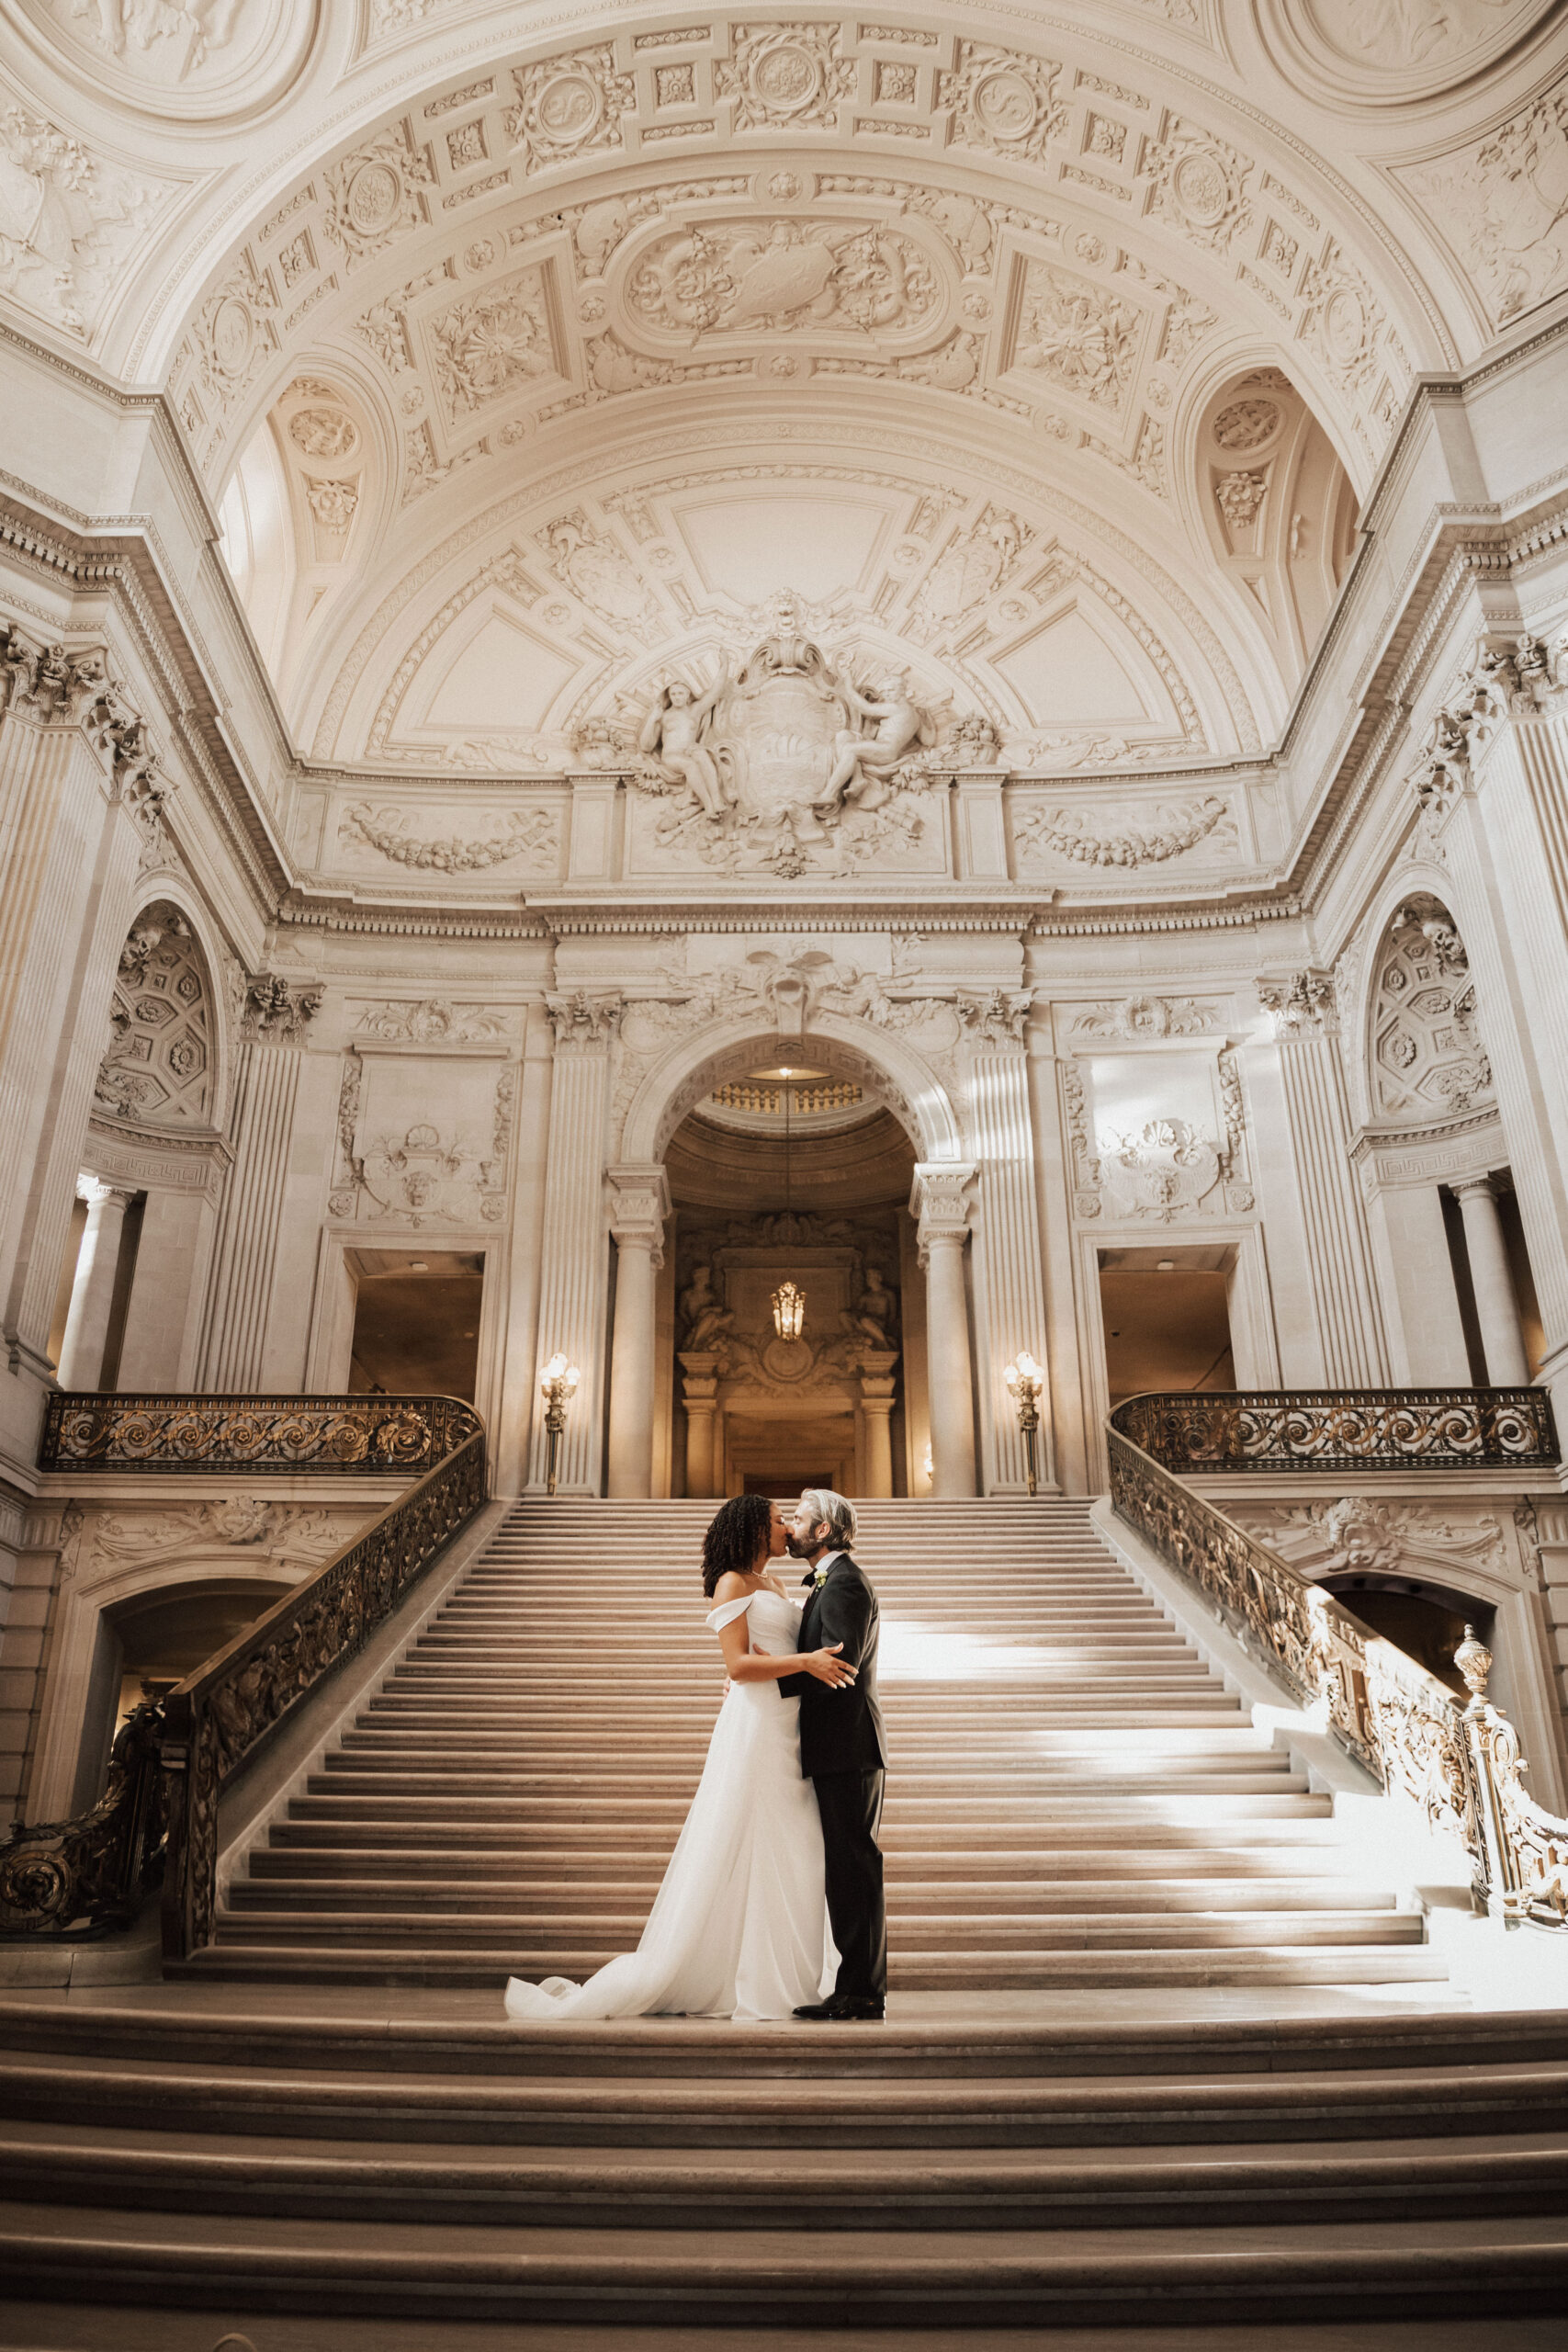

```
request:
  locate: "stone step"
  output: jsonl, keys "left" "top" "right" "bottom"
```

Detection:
{"left": 231, "top": 1876, "right": 1396, "bottom": 1915}
{"left": 285, "top": 1790, "right": 1334, "bottom": 1825}
{"left": 183, "top": 1944, "right": 1450, "bottom": 1988}
{"left": 16, "top": 2201, "right": 1560, "bottom": 2329}
{"left": 250, "top": 1843, "right": 1357, "bottom": 1879}
{"left": 6, "top": 2120, "right": 1564, "bottom": 2233}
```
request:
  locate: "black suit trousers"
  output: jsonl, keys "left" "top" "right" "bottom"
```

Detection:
{"left": 814, "top": 1766, "right": 886, "bottom": 2002}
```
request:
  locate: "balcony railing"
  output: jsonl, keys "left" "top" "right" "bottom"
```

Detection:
{"left": 1111, "top": 1386, "right": 1558, "bottom": 1475}
{"left": 2, "top": 1395, "right": 486, "bottom": 1950}
{"left": 1108, "top": 1392, "right": 1568, "bottom": 1934}
{"left": 39, "top": 1389, "right": 478, "bottom": 1475}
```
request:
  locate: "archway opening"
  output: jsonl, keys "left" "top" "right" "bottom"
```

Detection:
{"left": 663, "top": 1057, "right": 919, "bottom": 1498}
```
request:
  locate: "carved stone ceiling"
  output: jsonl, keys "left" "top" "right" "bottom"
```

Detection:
{"left": 2, "top": 1, "right": 1563, "bottom": 775}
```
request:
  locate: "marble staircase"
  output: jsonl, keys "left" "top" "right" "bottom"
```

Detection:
{"left": 187, "top": 1498, "right": 1443, "bottom": 1992}
{"left": 5, "top": 1498, "right": 1567, "bottom": 2335}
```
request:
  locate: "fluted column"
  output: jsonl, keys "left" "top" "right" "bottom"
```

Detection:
{"left": 605, "top": 1162, "right": 670, "bottom": 1498}
{"left": 528, "top": 995, "right": 622, "bottom": 1493}
{"left": 1454, "top": 1176, "right": 1529, "bottom": 1385}
{"left": 56, "top": 1180, "right": 136, "bottom": 1390}
{"left": 961, "top": 998, "right": 1054, "bottom": 1492}
{"left": 1420, "top": 665, "right": 1568, "bottom": 1419}
{"left": 196, "top": 982, "right": 321, "bottom": 1391}
{"left": 912, "top": 1163, "right": 977, "bottom": 1498}
{"left": 1256, "top": 971, "right": 1391, "bottom": 1385}
{"left": 0, "top": 635, "right": 162, "bottom": 1448}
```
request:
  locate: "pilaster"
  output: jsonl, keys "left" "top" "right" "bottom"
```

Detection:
{"left": 1256, "top": 970, "right": 1391, "bottom": 1386}
{"left": 528, "top": 993, "right": 623, "bottom": 1494}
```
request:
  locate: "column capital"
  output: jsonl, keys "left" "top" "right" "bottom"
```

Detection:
{"left": 1451, "top": 1171, "right": 1501, "bottom": 1204}
{"left": 1256, "top": 968, "right": 1337, "bottom": 1039}
{"left": 547, "top": 990, "right": 624, "bottom": 1050}
{"left": 606, "top": 1160, "right": 671, "bottom": 1258}
{"left": 75, "top": 1176, "right": 137, "bottom": 1212}
{"left": 910, "top": 1160, "right": 976, "bottom": 1266}
{"left": 242, "top": 976, "right": 323, "bottom": 1046}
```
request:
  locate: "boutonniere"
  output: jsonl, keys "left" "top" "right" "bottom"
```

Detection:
{"left": 813, "top": 1566, "right": 829, "bottom": 1589}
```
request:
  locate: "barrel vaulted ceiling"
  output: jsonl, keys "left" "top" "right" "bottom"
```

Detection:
{"left": 1, "top": 1, "right": 1563, "bottom": 779}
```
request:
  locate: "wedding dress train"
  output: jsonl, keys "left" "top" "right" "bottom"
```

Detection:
{"left": 502, "top": 1588, "right": 837, "bottom": 2020}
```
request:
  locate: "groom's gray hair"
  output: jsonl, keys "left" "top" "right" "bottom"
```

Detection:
{"left": 800, "top": 1488, "right": 857, "bottom": 1550}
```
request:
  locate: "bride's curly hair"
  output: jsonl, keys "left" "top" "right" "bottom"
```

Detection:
{"left": 702, "top": 1494, "right": 772, "bottom": 1598}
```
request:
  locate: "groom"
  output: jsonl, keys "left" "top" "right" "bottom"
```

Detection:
{"left": 779, "top": 1488, "right": 887, "bottom": 2020}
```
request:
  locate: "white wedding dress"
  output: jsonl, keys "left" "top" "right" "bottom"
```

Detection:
{"left": 502, "top": 1587, "right": 837, "bottom": 2021}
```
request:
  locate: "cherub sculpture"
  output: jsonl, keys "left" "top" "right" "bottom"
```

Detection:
{"left": 818, "top": 671, "right": 931, "bottom": 813}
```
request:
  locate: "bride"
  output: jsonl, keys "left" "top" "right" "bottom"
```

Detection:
{"left": 502, "top": 1493, "right": 856, "bottom": 2021}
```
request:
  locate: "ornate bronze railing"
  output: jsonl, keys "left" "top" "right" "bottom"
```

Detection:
{"left": 1112, "top": 1386, "right": 1558, "bottom": 1475}
{"left": 0, "top": 1702, "right": 165, "bottom": 1936}
{"left": 160, "top": 1413, "right": 485, "bottom": 1960}
{"left": 39, "top": 1390, "right": 478, "bottom": 1474}
{"left": 2, "top": 1394, "right": 486, "bottom": 1947}
{"left": 1108, "top": 1405, "right": 1568, "bottom": 1932}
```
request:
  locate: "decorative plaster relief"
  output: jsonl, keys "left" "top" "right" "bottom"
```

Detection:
{"left": 1398, "top": 83, "right": 1568, "bottom": 330}
{"left": 1071, "top": 996, "right": 1214, "bottom": 1039}
{"left": 716, "top": 22, "right": 858, "bottom": 133}
{"left": 622, "top": 212, "right": 942, "bottom": 343}
{"left": 0, "top": 94, "right": 164, "bottom": 338}
{"left": 1142, "top": 115, "right": 1253, "bottom": 254}
{"left": 336, "top": 803, "right": 559, "bottom": 875}
{"left": 1371, "top": 896, "right": 1493, "bottom": 1125}
{"left": 1004, "top": 258, "right": 1145, "bottom": 413}
{"left": 321, "top": 121, "right": 435, "bottom": 270}
{"left": 1237, "top": 1496, "right": 1507, "bottom": 1584}
{"left": 937, "top": 40, "right": 1067, "bottom": 167}
{"left": 96, "top": 905, "right": 216, "bottom": 1128}
{"left": 15, "top": 1, "right": 315, "bottom": 120}
{"left": 90, "top": 1498, "right": 360, "bottom": 1566}
{"left": 623, "top": 600, "right": 975, "bottom": 878}
{"left": 1015, "top": 795, "right": 1235, "bottom": 869}
{"left": 331, "top": 1051, "right": 513, "bottom": 1227}
{"left": 506, "top": 46, "right": 636, "bottom": 175}
{"left": 352, "top": 999, "right": 512, "bottom": 1046}
{"left": 425, "top": 265, "right": 558, "bottom": 417}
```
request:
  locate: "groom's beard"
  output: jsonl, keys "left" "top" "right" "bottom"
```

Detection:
{"left": 784, "top": 1532, "right": 814, "bottom": 1559}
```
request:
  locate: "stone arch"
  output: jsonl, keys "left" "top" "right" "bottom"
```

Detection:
{"left": 94, "top": 899, "right": 222, "bottom": 1133}
{"left": 617, "top": 1010, "right": 965, "bottom": 1169}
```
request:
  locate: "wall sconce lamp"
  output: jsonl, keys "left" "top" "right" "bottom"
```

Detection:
{"left": 1003, "top": 1351, "right": 1046, "bottom": 1496}
{"left": 539, "top": 1351, "right": 580, "bottom": 1496}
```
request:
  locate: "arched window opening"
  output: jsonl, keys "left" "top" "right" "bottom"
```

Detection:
{"left": 1200, "top": 368, "right": 1359, "bottom": 687}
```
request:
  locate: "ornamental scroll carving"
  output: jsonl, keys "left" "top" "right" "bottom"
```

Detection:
{"left": 1410, "top": 633, "right": 1568, "bottom": 820}
{"left": 329, "top": 1055, "right": 514, "bottom": 1227}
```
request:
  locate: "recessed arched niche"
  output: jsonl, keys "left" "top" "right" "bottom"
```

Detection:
{"left": 94, "top": 903, "right": 218, "bottom": 1132}
{"left": 1198, "top": 368, "right": 1359, "bottom": 686}
{"left": 1368, "top": 895, "right": 1494, "bottom": 1129}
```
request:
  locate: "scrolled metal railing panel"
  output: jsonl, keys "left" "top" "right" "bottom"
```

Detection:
{"left": 160, "top": 1425, "right": 486, "bottom": 1960}
{"left": 39, "top": 1391, "right": 482, "bottom": 1474}
{"left": 1111, "top": 1385, "right": 1558, "bottom": 1474}
{"left": 0, "top": 1702, "right": 167, "bottom": 1936}
{"left": 1107, "top": 1412, "right": 1568, "bottom": 1930}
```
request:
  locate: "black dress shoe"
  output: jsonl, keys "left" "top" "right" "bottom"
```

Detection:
{"left": 793, "top": 1996, "right": 886, "bottom": 2020}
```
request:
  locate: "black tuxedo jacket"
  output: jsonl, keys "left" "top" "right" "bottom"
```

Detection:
{"left": 778, "top": 1551, "right": 886, "bottom": 1780}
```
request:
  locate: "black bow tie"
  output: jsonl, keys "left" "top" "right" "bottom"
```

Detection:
{"left": 801, "top": 1569, "right": 820, "bottom": 1589}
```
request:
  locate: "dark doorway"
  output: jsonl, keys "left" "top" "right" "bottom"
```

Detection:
{"left": 743, "top": 1470, "right": 831, "bottom": 1497}
{"left": 1099, "top": 1245, "right": 1236, "bottom": 1407}
{"left": 1318, "top": 1574, "right": 1493, "bottom": 1699}
{"left": 346, "top": 1248, "right": 484, "bottom": 1400}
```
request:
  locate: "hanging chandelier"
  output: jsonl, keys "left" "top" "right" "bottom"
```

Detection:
{"left": 770, "top": 1067, "right": 807, "bottom": 1341}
